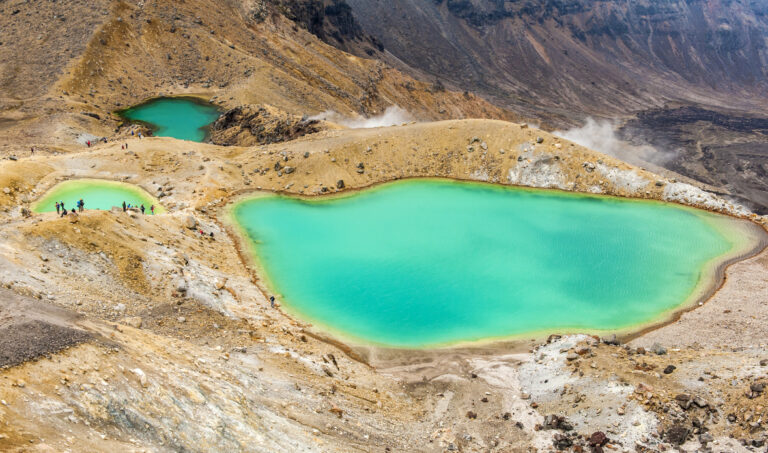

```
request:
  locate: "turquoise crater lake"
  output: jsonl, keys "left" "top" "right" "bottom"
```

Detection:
{"left": 118, "top": 97, "right": 220, "bottom": 142}
{"left": 33, "top": 179, "right": 164, "bottom": 213}
{"left": 230, "top": 179, "right": 759, "bottom": 348}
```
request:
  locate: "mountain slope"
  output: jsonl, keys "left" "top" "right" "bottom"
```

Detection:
{"left": 0, "top": 0, "right": 514, "bottom": 157}
{"left": 343, "top": 0, "right": 768, "bottom": 122}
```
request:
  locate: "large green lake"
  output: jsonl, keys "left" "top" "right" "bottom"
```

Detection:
{"left": 231, "top": 179, "right": 758, "bottom": 348}
{"left": 33, "top": 179, "right": 163, "bottom": 213}
{"left": 119, "top": 97, "right": 220, "bottom": 142}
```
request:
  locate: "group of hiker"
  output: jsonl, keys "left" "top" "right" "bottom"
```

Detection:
{"left": 121, "top": 200, "right": 154, "bottom": 215}
{"left": 55, "top": 199, "right": 155, "bottom": 216}
{"left": 54, "top": 199, "right": 85, "bottom": 217}
{"left": 84, "top": 128, "right": 149, "bottom": 149}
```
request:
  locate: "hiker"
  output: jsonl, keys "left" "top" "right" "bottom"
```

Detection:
{"left": 209, "top": 232, "right": 214, "bottom": 238}
{"left": 122, "top": 201, "right": 126, "bottom": 212}
{"left": 60, "top": 208, "right": 67, "bottom": 218}
{"left": 270, "top": 296, "right": 275, "bottom": 308}
{"left": 55, "top": 202, "right": 60, "bottom": 214}
{"left": 140, "top": 204, "right": 145, "bottom": 214}
{"left": 86, "top": 140, "right": 91, "bottom": 148}
{"left": 78, "top": 198, "right": 84, "bottom": 212}
{"left": 121, "top": 144, "right": 124, "bottom": 150}
{"left": 125, "top": 142, "right": 128, "bottom": 149}
{"left": 150, "top": 205, "right": 154, "bottom": 215}
{"left": 131, "top": 130, "right": 134, "bottom": 136}
{"left": 60, "top": 201, "right": 65, "bottom": 212}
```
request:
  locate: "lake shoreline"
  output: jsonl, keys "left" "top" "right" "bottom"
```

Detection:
{"left": 222, "top": 178, "right": 768, "bottom": 363}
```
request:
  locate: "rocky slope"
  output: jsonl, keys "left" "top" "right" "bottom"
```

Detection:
{"left": 0, "top": 119, "right": 765, "bottom": 452}
{"left": 342, "top": 0, "right": 768, "bottom": 121}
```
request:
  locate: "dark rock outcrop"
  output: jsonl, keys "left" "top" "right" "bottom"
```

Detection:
{"left": 210, "top": 105, "right": 331, "bottom": 146}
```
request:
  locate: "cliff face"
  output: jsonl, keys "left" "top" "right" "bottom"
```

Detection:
{"left": 342, "top": 0, "right": 768, "bottom": 122}
{"left": 267, "top": 0, "right": 384, "bottom": 55}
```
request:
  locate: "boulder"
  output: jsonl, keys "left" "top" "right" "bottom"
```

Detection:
{"left": 664, "top": 424, "right": 690, "bottom": 445}
{"left": 131, "top": 368, "right": 148, "bottom": 388}
{"left": 120, "top": 317, "right": 143, "bottom": 328}
{"left": 184, "top": 215, "right": 197, "bottom": 230}
{"left": 336, "top": 180, "right": 345, "bottom": 189}
{"left": 175, "top": 278, "right": 188, "bottom": 293}
{"left": 552, "top": 433, "right": 572, "bottom": 450}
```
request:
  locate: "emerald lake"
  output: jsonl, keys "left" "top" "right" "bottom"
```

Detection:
{"left": 119, "top": 97, "right": 220, "bottom": 142}
{"left": 33, "top": 179, "right": 163, "bottom": 213}
{"left": 231, "top": 179, "right": 759, "bottom": 348}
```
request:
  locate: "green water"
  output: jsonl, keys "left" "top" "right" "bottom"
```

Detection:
{"left": 119, "top": 97, "right": 220, "bottom": 142}
{"left": 231, "top": 179, "right": 749, "bottom": 348}
{"left": 33, "top": 179, "right": 163, "bottom": 213}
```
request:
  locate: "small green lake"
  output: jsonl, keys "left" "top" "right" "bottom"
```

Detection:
{"left": 118, "top": 97, "right": 220, "bottom": 142}
{"left": 230, "top": 179, "right": 760, "bottom": 348}
{"left": 33, "top": 179, "right": 163, "bottom": 213}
